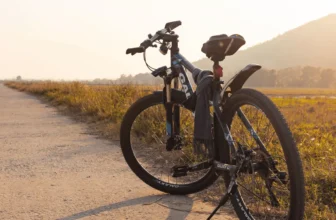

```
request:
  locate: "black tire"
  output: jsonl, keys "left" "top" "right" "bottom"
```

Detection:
{"left": 120, "top": 92, "right": 218, "bottom": 195}
{"left": 221, "top": 89, "right": 305, "bottom": 220}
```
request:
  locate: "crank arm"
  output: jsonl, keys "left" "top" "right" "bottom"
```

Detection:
{"left": 171, "top": 160, "right": 212, "bottom": 177}
{"left": 172, "top": 160, "right": 238, "bottom": 178}
{"left": 213, "top": 161, "right": 237, "bottom": 173}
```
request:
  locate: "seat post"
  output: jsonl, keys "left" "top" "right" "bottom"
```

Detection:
{"left": 213, "top": 61, "right": 223, "bottom": 79}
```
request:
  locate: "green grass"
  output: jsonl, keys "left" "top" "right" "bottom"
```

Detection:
{"left": 5, "top": 81, "right": 336, "bottom": 219}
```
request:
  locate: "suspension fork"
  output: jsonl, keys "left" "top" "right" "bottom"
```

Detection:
{"left": 164, "top": 75, "right": 180, "bottom": 151}
{"left": 165, "top": 50, "right": 186, "bottom": 151}
{"left": 164, "top": 76, "right": 174, "bottom": 151}
{"left": 173, "top": 78, "right": 180, "bottom": 136}
{"left": 170, "top": 37, "right": 181, "bottom": 149}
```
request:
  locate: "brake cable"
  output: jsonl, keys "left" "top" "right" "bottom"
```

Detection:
{"left": 143, "top": 51, "right": 156, "bottom": 71}
{"left": 143, "top": 39, "right": 164, "bottom": 72}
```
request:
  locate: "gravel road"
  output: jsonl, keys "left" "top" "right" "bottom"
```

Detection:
{"left": 0, "top": 83, "right": 236, "bottom": 220}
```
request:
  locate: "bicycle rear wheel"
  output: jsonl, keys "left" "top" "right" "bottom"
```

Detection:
{"left": 120, "top": 92, "right": 218, "bottom": 194}
{"left": 221, "top": 88, "right": 305, "bottom": 220}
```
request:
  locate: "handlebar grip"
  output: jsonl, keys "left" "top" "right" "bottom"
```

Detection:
{"left": 126, "top": 47, "right": 145, "bottom": 55}
{"left": 165, "top": 21, "right": 182, "bottom": 30}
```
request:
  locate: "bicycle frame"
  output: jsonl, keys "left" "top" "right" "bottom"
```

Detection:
{"left": 163, "top": 46, "right": 267, "bottom": 172}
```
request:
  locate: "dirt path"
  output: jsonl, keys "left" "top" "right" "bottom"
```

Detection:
{"left": 0, "top": 84, "right": 236, "bottom": 220}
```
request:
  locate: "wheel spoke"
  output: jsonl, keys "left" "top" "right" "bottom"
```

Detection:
{"left": 237, "top": 181, "right": 272, "bottom": 206}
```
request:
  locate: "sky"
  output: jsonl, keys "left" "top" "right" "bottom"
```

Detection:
{"left": 0, "top": 0, "right": 335, "bottom": 80}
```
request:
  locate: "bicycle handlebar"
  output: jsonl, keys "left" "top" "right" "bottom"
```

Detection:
{"left": 126, "top": 47, "right": 145, "bottom": 55}
{"left": 126, "top": 21, "right": 181, "bottom": 55}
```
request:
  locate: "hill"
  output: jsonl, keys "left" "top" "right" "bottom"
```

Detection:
{"left": 194, "top": 14, "right": 336, "bottom": 72}
{"left": 111, "top": 14, "right": 336, "bottom": 88}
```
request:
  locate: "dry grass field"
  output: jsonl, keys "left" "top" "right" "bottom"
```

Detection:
{"left": 5, "top": 81, "right": 336, "bottom": 219}
{"left": 257, "top": 88, "right": 336, "bottom": 97}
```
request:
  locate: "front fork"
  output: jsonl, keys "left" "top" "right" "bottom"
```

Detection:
{"left": 173, "top": 78, "right": 180, "bottom": 135}
{"left": 165, "top": 77, "right": 181, "bottom": 151}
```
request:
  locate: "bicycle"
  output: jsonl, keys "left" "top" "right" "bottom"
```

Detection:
{"left": 120, "top": 21, "right": 305, "bottom": 219}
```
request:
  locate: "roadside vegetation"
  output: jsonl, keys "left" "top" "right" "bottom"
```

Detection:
{"left": 5, "top": 81, "right": 336, "bottom": 219}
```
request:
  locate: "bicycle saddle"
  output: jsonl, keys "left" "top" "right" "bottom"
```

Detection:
{"left": 201, "top": 34, "right": 245, "bottom": 62}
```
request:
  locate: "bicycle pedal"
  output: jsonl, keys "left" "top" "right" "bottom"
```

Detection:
{"left": 171, "top": 165, "right": 188, "bottom": 177}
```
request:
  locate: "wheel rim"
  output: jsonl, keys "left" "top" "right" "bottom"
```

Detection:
{"left": 229, "top": 103, "right": 291, "bottom": 219}
{"left": 129, "top": 102, "right": 212, "bottom": 186}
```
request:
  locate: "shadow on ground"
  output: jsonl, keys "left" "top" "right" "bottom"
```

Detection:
{"left": 57, "top": 194, "right": 194, "bottom": 220}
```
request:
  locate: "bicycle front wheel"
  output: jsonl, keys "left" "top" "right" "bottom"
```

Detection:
{"left": 120, "top": 92, "right": 218, "bottom": 195}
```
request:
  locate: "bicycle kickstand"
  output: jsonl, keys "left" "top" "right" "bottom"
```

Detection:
{"left": 207, "top": 180, "right": 238, "bottom": 220}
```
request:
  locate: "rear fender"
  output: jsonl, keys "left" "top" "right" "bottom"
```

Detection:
{"left": 221, "top": 64, "right": 261, "bottom": 98}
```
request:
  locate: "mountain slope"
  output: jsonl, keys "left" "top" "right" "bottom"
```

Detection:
{"left": 194, "top": 14, "right": 336, "bottom": 72}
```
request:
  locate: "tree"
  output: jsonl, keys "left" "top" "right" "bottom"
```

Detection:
{"left": 301, "top": 66, "right": 320, "bottom": 88}
{"left": 16, "top": 75, "right": 22, "bottom": 81}
{"left": 246, "top": 68, "right": 277, "bottom": 87}
{"left": 318, "top": 69, "right": 336, "bottom": 88}
{"left": 276, "top": 66, "right": 302, "bottom": 87}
